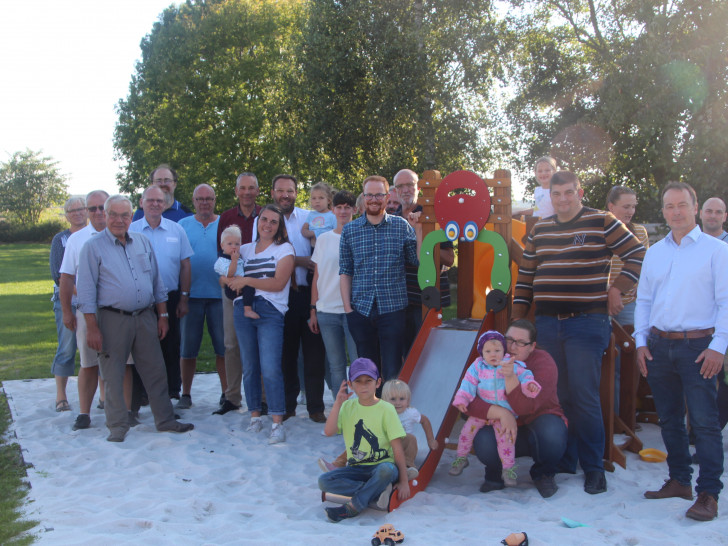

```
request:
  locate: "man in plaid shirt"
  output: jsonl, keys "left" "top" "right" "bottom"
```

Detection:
{"left": 340, "top": 175, "right": 422, "bottom": 381}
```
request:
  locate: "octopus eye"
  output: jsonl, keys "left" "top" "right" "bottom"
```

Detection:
{"left": 445, "top": 220, "right": 459, "bottom": 241}
{"left": 463, "top": 221, "right": 478, "bottom": 242}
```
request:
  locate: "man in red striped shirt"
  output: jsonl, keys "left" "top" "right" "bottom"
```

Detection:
{"left": 512, "top": 170, "right": 645, "bottom": 495}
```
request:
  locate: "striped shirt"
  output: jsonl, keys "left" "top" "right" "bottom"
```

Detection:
{"left": 513, "top": 207, "right": 645, "bottom": 317}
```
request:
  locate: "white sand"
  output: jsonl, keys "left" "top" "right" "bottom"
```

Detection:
{"left": 4, "top": 374, "right": 727, "bottom": 545}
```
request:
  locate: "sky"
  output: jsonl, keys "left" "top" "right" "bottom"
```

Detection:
{"left": 0, "top": 0, "right": 178, "bottom": 197}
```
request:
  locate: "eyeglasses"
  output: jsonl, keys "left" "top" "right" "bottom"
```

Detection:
{"left": 363, "top": 193, "right": 387, "bottom": 201}
{"left": 66, "top": 207, "right": 86, "bottom": 214}
{"left": 194, "top": 197, "right": 215, "bottom": 202}
{"left": 153, "top": 178, "right": 174, "bottom": 185}
{"left": 107, "top": 212, "right": 132, "bottom": 220}
{"left": 505, "top": 337, "right": 533, "bottom": 348}
{"left": 394, "top": 182, "right": 416, "bottom": 189}
{"left": 143, "top": 198, "right": 165, "bottom": 205}
{"left": 86, "top": 206, "right": 104, "bottom": 213}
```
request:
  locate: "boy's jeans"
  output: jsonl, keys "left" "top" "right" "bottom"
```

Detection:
{"left": 318, "top": 462, "right": 398, "bottom": 512}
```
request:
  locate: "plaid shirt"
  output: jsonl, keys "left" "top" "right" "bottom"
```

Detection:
{"left": 339, "top": 213, "right": 418, "bottom": 316}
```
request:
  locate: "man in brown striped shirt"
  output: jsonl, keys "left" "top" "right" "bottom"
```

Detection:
{"left": 512, "top": 171, "right": 645, "bottom": 495}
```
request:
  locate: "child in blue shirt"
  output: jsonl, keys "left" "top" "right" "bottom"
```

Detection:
{"left": 302, "top": 182, "right": 336, "bottom": 246}
{"left": 318, "top": 358, "right": 410, "bottom": 522}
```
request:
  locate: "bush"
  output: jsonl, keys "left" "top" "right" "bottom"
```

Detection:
{"left": 0, "top": 219, "right": 66, "bottom": 243}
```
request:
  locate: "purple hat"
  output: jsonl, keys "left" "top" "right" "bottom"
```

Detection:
{"left": 349, "top": 358, "right": 379, "bottom": 381}
{"left": 477, "top": 330, "right": 507, "bottom": 356}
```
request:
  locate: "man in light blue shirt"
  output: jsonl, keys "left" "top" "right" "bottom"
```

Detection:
{"left": 635, "top": 181, "right": 728, "bottom": 522}
{"left": 130, "top": 186, "right": 193, "bottom": 400}
{"left": 178, "top": 184, "right": 227, "bottom": 409}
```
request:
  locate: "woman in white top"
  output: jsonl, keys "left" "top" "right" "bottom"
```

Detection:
{"left": 225, "top": 204, "right": 295, "bottom": 444}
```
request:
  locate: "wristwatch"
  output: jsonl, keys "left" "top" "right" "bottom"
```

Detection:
{"left": 181, "top": 291, "right": 190, "bottom": 297}
{"left": 310, "top": 304, "right": 317, "bottom": 310}
{"left": 159, "top": 313, "right": 169, "bottom": 318}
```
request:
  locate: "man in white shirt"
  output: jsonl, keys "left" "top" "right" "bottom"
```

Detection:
{"left": 268, "top": 174, "right": 326, "bottom": 422}
{"left": 635, "top": 181, "right": 728, "bottom": 522}
{"left": 59, "top": 190, "right": 108, "bottom": 431}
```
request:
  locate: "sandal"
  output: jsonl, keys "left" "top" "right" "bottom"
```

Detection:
{"left": 55, "top": 400, "right": 71, "bottom": 412}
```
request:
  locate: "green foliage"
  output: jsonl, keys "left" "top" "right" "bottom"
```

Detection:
{"left": 502, "top": 0, "right": 728, "bottom": 222}
{"left": 0, "top": 220, "right": 66, "bottom": 244}
{"left": 114, "top": 0, "right": 304, "bottom": 210}
{"left": 290, "top": 0, "right": 503, "bottom": 186}
{"left": 0, "top": 150, "right": 68, "bottom": 227}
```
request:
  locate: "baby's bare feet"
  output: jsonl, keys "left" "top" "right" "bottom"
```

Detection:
{"left": 244, "top": 307, "right": 260, "bottom": 320}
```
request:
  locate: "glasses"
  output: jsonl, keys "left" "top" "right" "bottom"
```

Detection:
{"left": 143, "top": 198, "right": 165, "bottom": 205}
{"left": 505, "top": 337, "right": 533, "bottom": 348}
{"left": 194, "top": 197, "right": 215, "bottom": 202}
{"left": 394, "top": 182, "right": 416, "bottom": 189}
{"left": 363, "top": 193, "right": 387, "bottom": 201}
{"left": 153, "top": 178, "right": 174, "bottom": 185}
{"left": 107, "top": 212, "right": 132, "bottom": 220}
{"left": 66, "top": 207, "right": 85, "bottom": 214}
{"left": 86, "top": 206, "right": 104, "bottom": 213}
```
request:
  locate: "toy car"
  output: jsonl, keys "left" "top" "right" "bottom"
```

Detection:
{"left": 371, "top": 524, "right": 404, "bottom": 545}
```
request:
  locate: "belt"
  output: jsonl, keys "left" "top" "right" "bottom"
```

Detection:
{"left": 100, "top": 305, "right": 153, "bottom": 317}
{"left": 650, "top": 326, "right": 714, "bottom": 340}
{"left": 546, "top": 310, "right": 601, "bottom": 321}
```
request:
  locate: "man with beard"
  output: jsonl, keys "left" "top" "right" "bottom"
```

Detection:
{"left": 340, "top": 175, "right": 422, "bottom": 381}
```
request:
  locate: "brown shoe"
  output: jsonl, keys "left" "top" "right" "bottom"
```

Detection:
{"left": 644, "top": 479, "right": 693, "bottom": 500}
{"left": 309, "top": 412, "right": 327, "bottom": 423}
{"left": 686, "top": 492, "right": 718, "bottom": 521}
{"left": 282, "top": 412, "right": 296, "bottom": 422}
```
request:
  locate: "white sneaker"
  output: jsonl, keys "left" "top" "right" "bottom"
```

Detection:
{"left": 369, "top": 483, "right": 393, "bottom": 510}
{"left": 406, "top": 467, "right": 419, "bottom": 480}
{"left": 268, "top": 423, "right": 286, "bottom": 444}
{"left": 318, "top": 457, "right": 336, "bottom": 473}
{"left": 297, "top": 391, "right": 307, "bottom": 405}
{"left": 246, "top": 417, "right": 263, "bottom": 433}
{"left": 449, "top": 456, "right": 469, "bottom": 476}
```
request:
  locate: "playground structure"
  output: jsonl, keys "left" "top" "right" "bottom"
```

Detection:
{"left": 323, "top": 168, "right": 642, "bottom": 511}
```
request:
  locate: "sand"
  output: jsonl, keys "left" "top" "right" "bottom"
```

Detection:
{"left": 4, "top": 374, "right": 727, "bottom": 545}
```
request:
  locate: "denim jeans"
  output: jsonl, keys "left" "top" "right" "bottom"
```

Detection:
{"left": 346, "top": 305, "right": 406, "bottom": 381}
{"left": 645, "top": 333, "right": 724, "bottom": 496}
{"left": 318, "top": 462, "right": 398, "bottom": 512}
{"left": 473, "top": 413, "right": 568, "bottom": 483}
{"left": 317, "top": 311, "right": 357, "bottom": 393}
{"left": 180, "top": 298, "right": 225, "bottom": 358}
{"left": 51, "top": 294, "right": 77, "bottom": 377}
{"left": 234, "top": 297, "right": 286, "bottom": 415}
{"left": 535, "top": 313, "right": 611, "bottom": 473}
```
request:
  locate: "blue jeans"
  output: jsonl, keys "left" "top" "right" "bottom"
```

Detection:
{"left": 535, "top": 313, "right": 611, "bottom": 473}
{"left": 317, "top": 311, "right": 357, "bottom": 393}
{"left": 180, "top": 298, "right": 225, "bottom": 358}
{"left": 234, "top": 297, "right": 286, "bottom": 415}
{"left": 473, "top": 413, "right": 568, "bottom": 484}
{"left": 51, "top": 295, "right": 77, "bottom": 377}
{"left": 318, "top": 462, "right": 398, "bottom": 512}
{"left": 346, "top": 306, "right": 406, "bottom": 381}
{"left": 645, "top": 333, "right": 724, "bottom": 497}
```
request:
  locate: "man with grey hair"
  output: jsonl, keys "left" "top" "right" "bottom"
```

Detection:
{"left": 215, "top": 172, "right": 261, "bottom": 414}
{"left": 178, "top": 184, "right": 227, "bottom": 409}
{"left": 130, "top": 186, "right": 193, "bottom": 401}
{"left": 50, "top": 196, "right": 87, "bottom": 411}
{"left": 59, "top": 189, "right": 109, "bottom": 431}
{"left": 700, "top": 197, "right": 728, "bottom": 241}
{"left": 77, "top": 195, "right": 194, "bottom": 442}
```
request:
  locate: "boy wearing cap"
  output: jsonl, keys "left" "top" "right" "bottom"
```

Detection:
{"left": 318, "top": 358, "right": 410, "bottom": 522}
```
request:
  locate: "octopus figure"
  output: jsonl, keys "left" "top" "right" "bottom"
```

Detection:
{"left": 417, "top": 170, "right": 511, "bottom": 313}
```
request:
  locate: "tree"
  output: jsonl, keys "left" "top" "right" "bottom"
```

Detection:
{"left": 0, "top": 150, "right": 68, "bottom": 226}
{"left": 114, "top": 0, "right": 304, "bottom": 209}
{"left": 290, "top": 0, "right": 505, "bottom": 186}
{"left": 501, "top": 0, "right": 728, "bottom": 221}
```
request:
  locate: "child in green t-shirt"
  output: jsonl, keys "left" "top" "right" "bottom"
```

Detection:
{"left": 318, "top": 358, "right": 410, "bottom": 522}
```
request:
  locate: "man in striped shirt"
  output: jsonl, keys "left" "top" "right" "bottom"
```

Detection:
{"left": 512, "top": 170, "right": 645, "bottom": 495}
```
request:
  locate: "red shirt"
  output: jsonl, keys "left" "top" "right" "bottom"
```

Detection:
{"left": 467, "top": 348, "right": 566, "bottom": 426}
{"left": 217, "top": 204, "right": 261, "bottom": 253}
